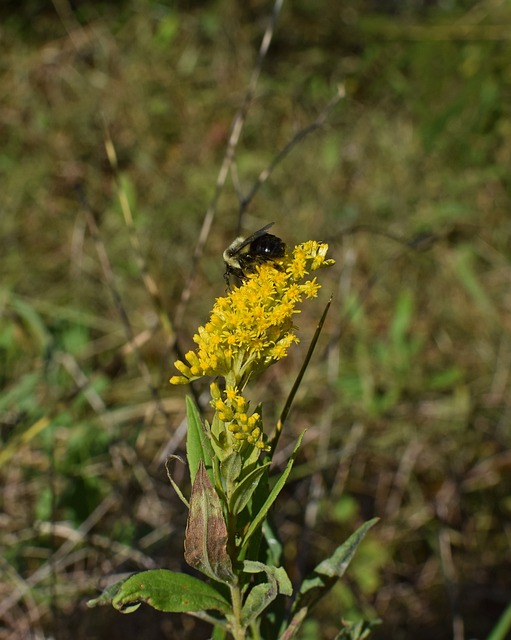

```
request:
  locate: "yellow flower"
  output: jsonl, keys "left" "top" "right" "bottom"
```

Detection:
{"left": 170, "top": 240, "right": 334, "bottom": 391}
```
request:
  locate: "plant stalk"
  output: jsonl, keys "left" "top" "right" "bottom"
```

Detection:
{"left": 229, "top": 583, "right": 245, "bottom": 640}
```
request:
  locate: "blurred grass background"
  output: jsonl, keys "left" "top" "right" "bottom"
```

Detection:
{"left": 1, "top": 1, "right": 511, "bottom": 639}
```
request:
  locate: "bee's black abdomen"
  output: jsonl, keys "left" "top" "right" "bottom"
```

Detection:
{"left": 223, "top": 224, "right": 286, "bottom": 286}
{"left": 249, "top": 234, "right": 286, "bottom": 259}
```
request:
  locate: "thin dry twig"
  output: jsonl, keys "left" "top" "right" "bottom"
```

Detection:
{"left": 174, "top": 0, "right": 284, "bottom": 329}
{"left": 238, "top": 84, "right": 346, "bottom": 217}
{"left": 76, "top": 186, "right": 172, "bottom": 424}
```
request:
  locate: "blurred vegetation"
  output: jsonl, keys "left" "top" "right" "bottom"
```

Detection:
{"left": 1, "top": 0, "right": 510, "bottom": 639}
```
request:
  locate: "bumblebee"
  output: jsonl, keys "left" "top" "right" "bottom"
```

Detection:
{"left": 223, "top": 222, "right": 286, "bottom": 284}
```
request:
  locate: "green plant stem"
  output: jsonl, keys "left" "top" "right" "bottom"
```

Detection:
{"left": 249, "top": 620, "right": 261, "bottom": 640}
{"left": 229, "top": 583, "right": 245, "bottom": 640}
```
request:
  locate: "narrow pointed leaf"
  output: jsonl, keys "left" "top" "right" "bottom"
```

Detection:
{"left": 165, "top": 455, "right": 189, "bottom": 508}
{"left": 87, "top": 570, "right": 230, "bottom": 615}
{"left": 292, "top": 518, "right": 379, "bottom": 614}
{"left": 186, "top": 395, "right": 213, "bottom": 484}
{"left": 262, "top": 519, "right": 283, "bottom": 567}
{"left": 270, "top": 298, "right": 331, "bottom": 454}
{"left": 230, "top": 462, "right": 271, "bottom": 515}
{"left": 185, "top": 461, "right": 235, "bottom": 584}
{"left": 243, "top": 431, "right": 305, "bottom": 547}
{"left": 210, "top": 412, "right": 232, "bottom": 462}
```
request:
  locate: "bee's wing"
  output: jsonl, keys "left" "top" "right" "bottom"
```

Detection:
{"left": 235, "top": 222, "right": 275, "bottom": 252}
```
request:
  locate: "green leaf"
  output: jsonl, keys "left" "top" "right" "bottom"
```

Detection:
{"left": 243, "top": 560, "right": 292, "bottom": 596}
{"left": 242, "top": 581, "right": 276, "bottom": 627}
{"left": 210, "top": 412, "right": 232, "bottom": 462}
{"left": 186, "top": 395, "right": 213, "bottom": 484}
{"left": 241, "top": 561, "right": 292, "bottom": 626}
{"left": 262, "top": 519, "right": 283, "bottom": 567}
{"left": 221, "top": 452, "right": 242, "bottom": 498}
{"left": 243, "top": 432, "right": 305, "bottom": 547}
{"left": 87, "top": 580, "right": 124, "bottom": 609}
{"left": 87, "top": 570, "right": 230, "bottom": 615}
{"left": 273, "top": 565, "right": 292, "bottom": 596}
{"left": 291, "top": 518, "right": 379, "bottom": 615}
{"left": 184, "top": 461, "right": 236, "bottom": 585}
{"left": 230, "top": 462, "right": 271, "bottom": 515}
{"left": 212, "top": 625, "right": 228, "bottom": 640}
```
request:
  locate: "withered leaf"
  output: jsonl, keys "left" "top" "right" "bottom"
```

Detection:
{"left": 184, "top": 461, "right": 236, "bottom": 585}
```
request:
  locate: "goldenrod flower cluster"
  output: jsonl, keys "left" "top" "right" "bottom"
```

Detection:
{"left": 210, "top": 382, "right": 265, "bottom": 449}
{"left": 170, "top": 240, "right": 333, "bottom": 390}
